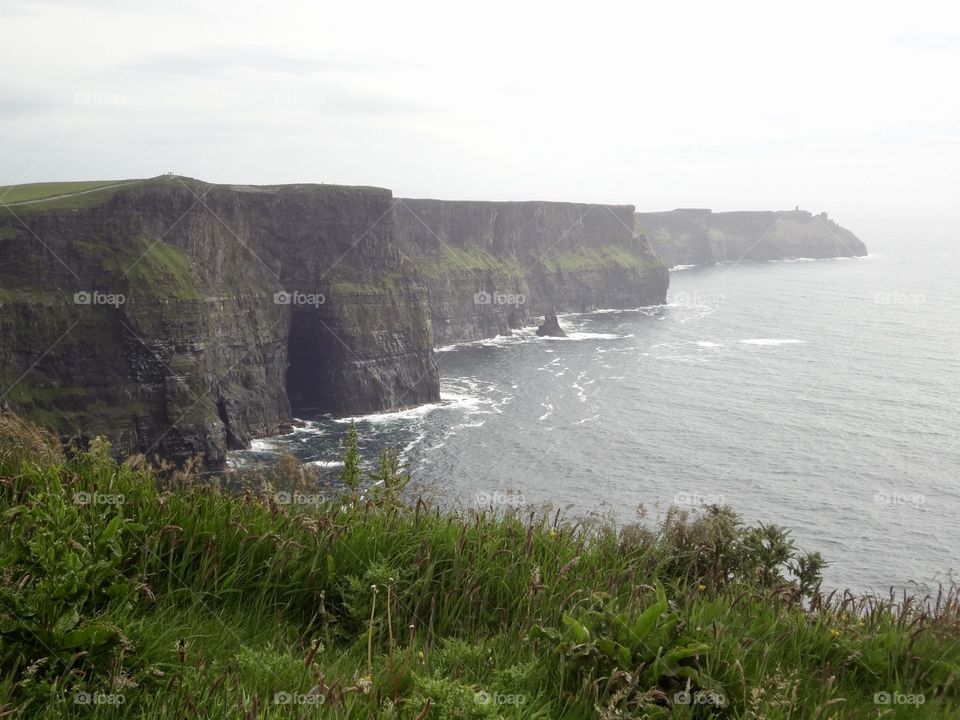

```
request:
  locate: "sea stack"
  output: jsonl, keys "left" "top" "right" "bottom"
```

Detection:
{"left": 536, "top": 312, "right": 566, "bottom": 337}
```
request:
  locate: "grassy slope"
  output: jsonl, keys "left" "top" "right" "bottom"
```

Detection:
{"left": 1, "top": 416, "right": 957, "bottom": 719}
{"left": 0, "top": 181, "right": 140, "bottom": 206}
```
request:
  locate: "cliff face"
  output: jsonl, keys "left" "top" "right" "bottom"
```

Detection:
{"left": 0, "top": 178, "right": 438, "bottom": 466}
{"left": 0, "top": 179, "right": 668, "bottom": 466}
{"left": 394, "top": 200, "right": 668, "bottom": 344}
{"left": 635, "top": 209, "right": 867, "bottom": 268}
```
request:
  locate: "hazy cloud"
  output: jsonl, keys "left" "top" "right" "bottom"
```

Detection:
{"left": 0, "top": 0, "right": 958, "bottom": 231}
{"left": 893, "top": 32, "right": 960, "bottom": 51}
{"left": 130, "top": 47, "right": 400, "bottom": 78}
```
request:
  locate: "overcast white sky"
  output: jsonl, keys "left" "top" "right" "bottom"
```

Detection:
{"left": 2, "top": 0, "right": 958, "bottom": 232}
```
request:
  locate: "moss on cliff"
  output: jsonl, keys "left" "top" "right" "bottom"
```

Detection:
{"left": 117, "top": 239, "right": 201, "bottom": 302}
{"left": 418, "top": 244, "right": 522, "bottom": 278}
{"left": 539, "top": 243, "right": 662, "bottom": 274}
{"left": 70, "top": 236, "right": 201, "bottom": 302}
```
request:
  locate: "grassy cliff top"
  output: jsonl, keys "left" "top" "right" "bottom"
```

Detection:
{"left": 0, "top": 176, "right": 392, "bottom": 209}
{"left": 0, "top": 180, "right": 144, "bottom": 207}
{"left": 1, "top": 177, "right": 648, "bottom": 215}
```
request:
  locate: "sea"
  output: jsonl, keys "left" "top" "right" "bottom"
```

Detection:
{"left": 230, "top": 230, "right": 960, "bottom": 594}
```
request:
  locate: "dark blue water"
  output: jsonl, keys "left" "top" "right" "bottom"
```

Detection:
{"left": 232, "top": 236, "right": 960, "bottom": 593}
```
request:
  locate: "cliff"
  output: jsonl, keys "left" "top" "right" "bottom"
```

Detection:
{"left": 634, "top": 209, "right": 867, "bottom": 268}
{"left": 0, "top": 177, "right": 438, "bottom": 466}
{"left": 0, "top": 178, "right": 667, "bottom": 465}
{"left": 394, "top": 199, "right": 668, "bottom": 344}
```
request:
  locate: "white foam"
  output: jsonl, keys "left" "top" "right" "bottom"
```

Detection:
{"left": 400, "top": 433, "right": 427, "bottom": 458}
{"left": 764, "top": 255, "right": 870, "bottom": 265}
{"left": 572, "top": 372, "right": 588, "bottom": 402}
{"left": 583, "top": 305, "right": 663, "bottom": 315}
{"left": 250, "top": 439, "right": 277, "bottom": 452}
{"left": 310, "top": 459, "right": 344, "bottom": 468}
{"left": 740, "top": 338, "right": 805, "bottom": 346}
{"left": 544, "top": 332, "right": 627, "bottom": 341}
{"left": 670, "top": 264, "right": 698, "bottom": 271}
{"left": 332, "top": 390, "right": 482, "bottom": 424}
{"left": 696, "top": 341, "right": 723, "bottom": 348}
{"left": 435, "top": 328, "right": 537, "bottom": 353}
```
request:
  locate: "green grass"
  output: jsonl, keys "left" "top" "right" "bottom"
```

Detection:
{"left": 1, "top": 414, "right": 958, "bottom": 718}
{"left": 539, "top": 243, "right": 662, "bottom": 274}
{"left": 108, "top": 239, "right": 201, "bottom": 302}
{"left": 0, "top": 237, "right": 200, "bottom": 305}
{"left": 68, "top": 236, "right": 201, "bottom": 302}
{"left": 419, "top": 244, "right": 522, "bottom": 280}
{"left": 0, "top": 181, "right": 136, "bottom": 206}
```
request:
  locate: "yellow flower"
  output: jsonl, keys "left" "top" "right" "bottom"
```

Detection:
{"left": 698, "top": 584, "right": 706, "bottom": 591}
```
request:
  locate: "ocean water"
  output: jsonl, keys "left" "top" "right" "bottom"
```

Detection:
{"left": 232, "top": 234, "right": 960, "bottom": 594}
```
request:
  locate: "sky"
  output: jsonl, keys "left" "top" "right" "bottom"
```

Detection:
{"left": 1, "top": 0, "right": 958, "bottom": 234}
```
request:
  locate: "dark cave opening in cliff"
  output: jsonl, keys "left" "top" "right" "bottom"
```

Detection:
{"left": 285, "top": 308, "right": 343, "bottom": 418}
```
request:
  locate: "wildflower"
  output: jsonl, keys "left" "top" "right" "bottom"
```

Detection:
{"left": 25, "top": 657, "right": 49, "bottom": 676}
{"left": 112, "top": 672, "right": 138, "bottom": 690}
{"left": 357, "top": 676, "right": 373, "bottom": 694}
{"left": 698, "top": 584, "right": 706, "bottom": 591}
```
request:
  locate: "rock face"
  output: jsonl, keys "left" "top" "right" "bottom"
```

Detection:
{"left": 394, "top": 199, "right": 668, "bottom": 345}
{"left": 0, "top": 178, "right": 668, "bottom": 466}
{"left": 0, "top": 178, "right": 438, "bottom": 467}
{"left": 635, "top": 209, "right": 867, "bottom": 268}
{"left": 535, "top": 312, "right": 566, "bottom": 337}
